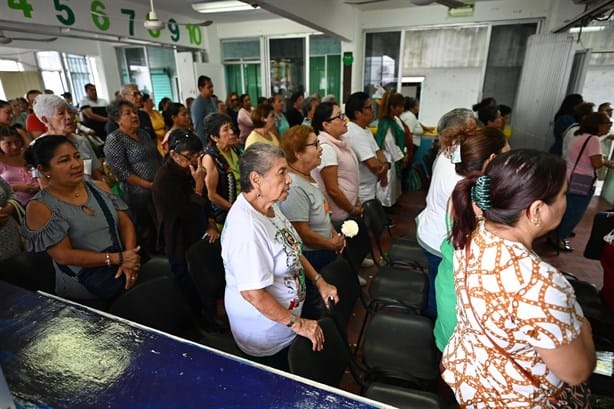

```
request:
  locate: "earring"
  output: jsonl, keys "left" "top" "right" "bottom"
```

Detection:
{"left": 532, "top": 218, "right": 541, "bottom": 227}
{"left": 256, "top": 191, "right": 261, "bottom": 198}
{"left": 45, "top": 174, "right": 51, "bottom": 179}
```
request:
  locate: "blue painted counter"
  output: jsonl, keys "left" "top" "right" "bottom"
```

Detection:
{"left": 0, "top": 282, "right": 384, "bottom": 409}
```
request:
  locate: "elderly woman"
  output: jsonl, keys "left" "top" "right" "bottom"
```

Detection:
{"left": 245, "top": 104, "right": 280, "bottom": 148}
{"left": 104, "top": 100, "right": 162, "bottom": 255}
{"left": 279, "top": 125, "right": 345, "bottom": 319}
{"left": 311, "top": 102, "right": 361, "bottom": 227}
{"left": 222, "top": 143, "right": 338, "bottom": 370}
{"left": 23, "top": 136, "right": 141, "bottom": 304}
{"left": 202, "top": 113, "right": 241, "bottom": 225}
{"left": 0, "top": 126, "right": 38, "bottom": 205}
{"left": 556, "top": 112, "right": 614, "bottom": 252}
{"left": 415, "top": 108, "right": 478, "bottom": 318}
{"left": 152, "top": 128, "right": 219, "bottom": 317}
{"left": 33, "top": 94, "right": 104, "bottom": 183}
{"left": 237, "top": 94, "right": 253, "bottom": 145}
{"left": 442, "top": 149, "right": 595, "bottom": 407}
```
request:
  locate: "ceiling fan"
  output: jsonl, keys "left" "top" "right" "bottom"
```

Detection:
{"left": 144, "top": 0, "right": 213, "bottom": 30}
{"left": 344, "top": 0, "right": 467, "bottom": 7}
{"left": 0, "top": 30, "right": 57, "bottom": 45}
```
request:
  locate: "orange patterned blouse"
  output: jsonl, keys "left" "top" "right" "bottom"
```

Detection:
{"left": 441, "top": 221, "right": 584, "bottom": 408}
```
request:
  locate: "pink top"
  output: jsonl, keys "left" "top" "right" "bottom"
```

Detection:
{"left": 0, "top": 161, "right": 36, "bottom": 205}
{"left": 237, "top": 108, "right": 253, "bottom": 144}
{"left": 566, "top": 133, "right": 601, "bottom": 177}
{"left": 312, "top": 131, "right": 359, "bottom": 221}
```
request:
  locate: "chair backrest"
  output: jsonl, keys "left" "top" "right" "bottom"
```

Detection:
{"left": 0, "top": 252, "right": 55, "bottom": 294}
{"left": 343, "top": 218, "right": 373, "bottom": 272}
{"left": 185, "top": 239, "right": 226, "bottom": 300}
{"left": 364, "top": 383, "right": 444, "bottom": 409}
{"left": 362, "top": 199, "right": 389, "bottom": 240}
{"left": 109, "top": 276, "right": 196, "bottom": 337}
{"left": 320, "top": 259, "right": 361, "bottom": 337}
{"left": 138, "top": 256, "right": 171, "bottom": 282}
{"left": 288, "top": 317, "right": 351, "bottom": 387}
{"left": 362, "top": 311, "right": 439, "bottom": 383}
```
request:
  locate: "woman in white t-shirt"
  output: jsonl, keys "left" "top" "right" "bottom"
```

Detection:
{"left": 221, "top": 142, "right": 338, "bottom": 371}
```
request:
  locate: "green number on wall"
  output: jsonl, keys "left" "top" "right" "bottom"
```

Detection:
{"left": 168, "top": 18, "right": 180, "bottom": 42}
{"left": 7, "top": 0, "right": 33, "bottom": 18}
{"left": 91, "top": 0, "right": 110, "bottom": 31}
{"left": 120, "top": 8, "right": 135, "bottom": 36}
{"left": 53, "top": 0, "right": 75, "bottom": 25}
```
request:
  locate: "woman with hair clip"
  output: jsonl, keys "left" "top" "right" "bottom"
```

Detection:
{"left": 433, "top": 126, "right": 509, "bottom": 351}
{"left": 375, "top": 91, "right": 408, "bottom": 207}
{"left": 441, "top": 149, "right": 595, "bottom": 408}
{"left": 152, "top": 128, "right": 219, "bottom": 318}
{"left": 23, "top": 135, "right": 141, "bottom": 305}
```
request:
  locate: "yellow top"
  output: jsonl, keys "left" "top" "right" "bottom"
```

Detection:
{"left": 245, "top": 130, "right": 280, "bottom": 149}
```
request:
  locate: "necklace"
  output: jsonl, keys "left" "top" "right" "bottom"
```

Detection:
{"left": 288, "top": 163, "right": 312, "bottom": 179}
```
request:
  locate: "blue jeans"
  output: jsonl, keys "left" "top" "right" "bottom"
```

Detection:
{"left": 421, "top": 247, "right": 442, "bottom": 320}
{"left": 558, "top": 187, "right": 595, "bottom": 239}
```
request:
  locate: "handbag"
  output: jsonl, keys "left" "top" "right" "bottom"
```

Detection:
{"left": 57, "top": 183, "right": 126, "bottom": 300}
{"left": 568, "top": 135, "right": 596, "bottom": 196}
{"left": 462, "top": 245, "right": 592, "bottom": 408}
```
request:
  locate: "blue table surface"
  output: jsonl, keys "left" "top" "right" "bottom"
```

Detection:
{"left": 0, "top": 282, "right": 384, "bottom": 409}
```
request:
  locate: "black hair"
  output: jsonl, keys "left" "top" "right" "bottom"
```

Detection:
{"left": 576, "top": 112, "right": 610, "bottom": 136}
{"left": 477, "top": 105, "right": 500, "bottom": 126}
{"left": 163, "top": 102, "right": 185, "bottom": 128}
{"left": 290, "top": 92, "right": 303, "bottom": 104}
{"left": 167, "top": 128, "right": 203, "bottom": 153}
{"left": 499, "top": 104, "right": 512, "bottom": 117}
{"left": 311, "top": 102, "right": 335, "bottom": 134}
{"left": 24, "top": 135, "right": 76, "bottom": 170}
{"left": 158, "top": 97, "right": 171, "bottom": 112}
{"left": 203, "top": 112, "right": 233, "bottom": 140}
{"left": 555, "top": 94, "right": 583, "bottom": 119}
{"left": 197, "top": 75, "right": 212, "bottom": 88}
{"left": 345, "top": 92, "right": 369, "bottom": 121}
{"left": 404, "top": 96, "right": 418, "bottom": 111}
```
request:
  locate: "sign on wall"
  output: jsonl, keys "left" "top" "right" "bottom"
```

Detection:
{"left": 0, "top": 0, "right": 204, "bottom": 48}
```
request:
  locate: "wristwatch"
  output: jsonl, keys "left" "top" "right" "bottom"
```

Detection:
{"left": 286, "top": 314, "right": 297, "bottom": 328}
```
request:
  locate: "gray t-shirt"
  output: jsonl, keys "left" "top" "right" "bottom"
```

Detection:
{"left": 278, "top": 173, "right": 332, "bottom": 252}
{"left": 23, "top": 183, "right": 129, "bottom": 299}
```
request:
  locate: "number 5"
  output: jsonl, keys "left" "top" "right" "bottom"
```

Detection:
{"left": 54, "top": 0, "right": 75, "bottom": 26}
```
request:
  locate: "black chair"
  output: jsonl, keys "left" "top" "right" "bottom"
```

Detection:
{"left": 288, "top": 317, "right": 353, "bottom": 387}
{"left": 362, "top": 198, "right": 427, "bottom": 271}
{"left": 0, "top": 251, "right": 55, "bottom": 294}
{"left": 361, "top": 310, "right": 440, "bottom": 387}
{"left": 319, "top": 259, "right": 362, "bottom": 339}
{"left": 343, "top": 217, "right": 376, "bottom": 272}
{"left": 185, "top": 239, "right": 226, "bottom": 301}
{"left": 109, "top": 276, "right": 197, "bottom": 338}
{"left": 364, "top": 383, "right": 444, "bottom": 409}
{"left": 138, "top": 255, "right": 172, "bottom": 282}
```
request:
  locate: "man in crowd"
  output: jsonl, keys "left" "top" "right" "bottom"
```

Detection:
{"left": 79, "top": 83, "right": 109, "bottom": 140}
{"left": 191, "top": 75, "right": 217, "bottom": 145}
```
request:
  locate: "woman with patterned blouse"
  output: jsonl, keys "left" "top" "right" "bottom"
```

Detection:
{"left": 441, "top": 149, "right": 595, "bottom": 408}
{"left": 104, "top": 100, "right": 162, "bottom": 255}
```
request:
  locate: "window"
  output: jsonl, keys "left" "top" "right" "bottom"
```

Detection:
{"left": 36, "top": 51, "right": 68, "bottom": 94}
{"left": 309, "top": 35, "right": 341, "bottom": 102}
{"left": 63, "top": 54, "right": 93, "bottom": 103}
{"left": 364, "top": 31, "right": 401, "bottom": 98}
{"left": 222, "top": 39, "right": 261, "bottom": 104}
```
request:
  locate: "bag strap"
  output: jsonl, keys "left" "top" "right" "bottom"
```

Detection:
{"left": 85, "top": 181, "right": 122, "bottom": 251}
{"left": 570, "top": 135, "right": 594, "bottom": 176}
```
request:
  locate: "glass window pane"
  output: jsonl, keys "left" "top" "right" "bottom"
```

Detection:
{"left": 310, "top": 35, "right": 341, "bottom": 55}
{"left": 243, "top": 64, "right": 261, "bottom": 105}
{"left": 222, "top": 40, "right": 260, "bottom": 62}
{"left": 326, "top": 54, "right": 341, "bottom": 102}
{"left": 482, "top": 23, "right": 537, "bottom": 107}
{"left": 309, "top": 56, "right": 325, "bottom": 97}
{"left": 225, "top": 65, "right": 242, "bottom": 94}
{"left": 270, "top": 38, "right": 305, "bottom": 98}
{"left": 364, "top": 32, "right": 401, "bottom": 97}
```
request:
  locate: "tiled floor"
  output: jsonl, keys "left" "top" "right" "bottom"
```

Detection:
{"left": 338, "top": 186, "right": 613, "bottom": 397}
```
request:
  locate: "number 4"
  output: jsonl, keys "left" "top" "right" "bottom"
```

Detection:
{"left": 8, "top": 0, "right": 33, "bottom": 18}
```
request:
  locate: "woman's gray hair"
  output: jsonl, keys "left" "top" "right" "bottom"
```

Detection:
{"left": 32, "top": 94, "right": 67, "bottom": 123}
{"left": 107, "top": 100, "right": 136, "bottom": 123}
{"left": 437, "top": 108, "right": 476, "bottom": 134}
{"left": 239, "top": 142, "right": 286, "bottom": 193}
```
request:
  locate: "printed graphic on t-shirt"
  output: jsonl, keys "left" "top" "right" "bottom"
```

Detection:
{"left": 273, "top": 221, "right": 306, "bottom": 310}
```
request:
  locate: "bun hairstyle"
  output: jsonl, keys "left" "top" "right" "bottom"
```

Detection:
{"left": 455, "top": 127, "right": 507, "bottom": 177}
{"left": 24, "top": 135, "right": 75, "bottom": 170}
{"left": 450, "top": 149, "right": 566, "bottom": 250}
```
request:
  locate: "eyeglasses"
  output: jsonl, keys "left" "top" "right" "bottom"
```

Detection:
{"left": 176, "top": 151, "right": 203, "bottom": 162}
{"left": 304, "top": 139, "right": 320, "bottom": 148}
{"left": 130, "top": 91, "right": 143, "bottom": 97}
{"left": 327, "top": 112, "right": 345, "bottom": 122}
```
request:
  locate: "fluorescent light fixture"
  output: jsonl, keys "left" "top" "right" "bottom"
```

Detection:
{"left": 192, "top": 1, "right": 257, "bottom": 14}
{"left": 569, "top": 26, "right": 606, "bottom": 33}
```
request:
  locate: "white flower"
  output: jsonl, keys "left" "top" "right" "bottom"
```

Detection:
{"left": 341, "top": 220, "right": 359, "bottom": 238}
